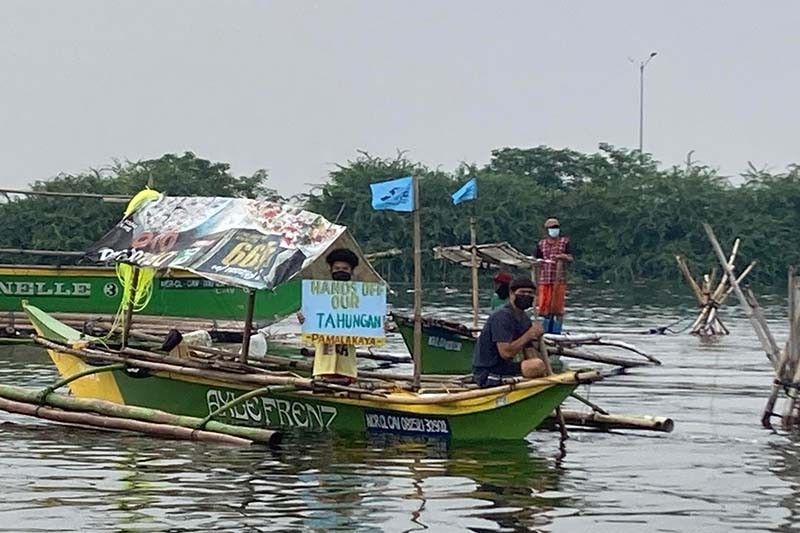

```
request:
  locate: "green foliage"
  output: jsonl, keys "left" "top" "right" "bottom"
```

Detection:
{"left": 4, "top": 147, "right": 800, "bottom": 287}
{"left": 307, "top": 146, "right": 800, "bottom": 286}
{"left": 0, "top": 152, "right": 281, "bottom": 265}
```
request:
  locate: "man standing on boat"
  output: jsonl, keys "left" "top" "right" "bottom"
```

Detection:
{"left": 534, "top": 217, "right": 573, "bottom": 334}
{"left": 489, "top": 271, "right": 512, "bottom": 311}
{"left": 298, "top": 248, "right": 360, "bottom": 384}
{"left": 472, "top": 277, "right": 547, "bottom": 387}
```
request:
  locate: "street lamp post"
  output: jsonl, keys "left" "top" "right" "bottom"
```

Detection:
{"left": 635, "top": 51, "right": 657, "bottom": 154}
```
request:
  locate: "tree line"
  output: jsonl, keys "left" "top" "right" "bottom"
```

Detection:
{"left": 2, "top": 147, "right": 799, "bottom": 286}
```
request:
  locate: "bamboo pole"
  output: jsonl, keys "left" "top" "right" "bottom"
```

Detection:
{"left": 0, "top": 396, "right": 252, "bottom": 445}
{"left": 469, "top": 216, "right": 479, "bottom": 329}
{"left": 239, "top": 289, "right": 256, "bottom": 364}
{"left": 675, "top": 256, "right": 704, "bottom": 303}
{"left": 745, "top": 287, "right": 782, "bottom": 369}
{"left": 0, "top": 384, "right": 280, "bottom": 445}
{"left": 412, "top": 175, "right": 422, "bottom": 390}
{"left": 540, "top": 338, "right": 568, "bottom": 441}
{"left": 0, "top": 188, "right": 130, "bottom": 202}
{"left": 554, "top": 347, "right": 651, "bottom": 368}
{"left": 364, "top": 248, "right": 402, "bottom": 261}
{"left": 782, "top": 271, "right": 800, "bottom": 428}
{"left": 545, "top": 409, "right": 674, "bottom": 433}
{"left": 36, "top": 335, "right": 603, "bottom": 404}
{"left": 35, "top": 336, "right": 314, "bottom": 388}
{"left": 305, "top": 368, "right": 604, "bottom": 405}
{"left": 570, "top": 392, "right": 609, "bottom": 415}
{"left": 0, "top": 248, "right": 85, "bottom": 257}
{"left": 703, "top": 223, "right": 781, "bottom": 364}
{"left": 719, "top": 261, "right": 757, "bottom": 305}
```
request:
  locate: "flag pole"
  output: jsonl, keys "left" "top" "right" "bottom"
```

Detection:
{"left": 412, "top": 175, "right": 422, "bottom": 389}
{"left": 469, "top": 195, "right": 479, "bottom": 329}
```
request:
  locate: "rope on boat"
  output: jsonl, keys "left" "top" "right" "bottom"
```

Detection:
{"left": 104, "top": 264, "right": 155, "bottom": 338}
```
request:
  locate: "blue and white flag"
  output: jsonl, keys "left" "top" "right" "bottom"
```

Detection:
{"left": 370, "top": 176, "right": 415, "bottom": 212}
{"left": 451, "top": 177, "right": 477, "bottom": 205}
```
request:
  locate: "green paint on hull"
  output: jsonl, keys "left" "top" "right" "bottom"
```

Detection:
{"left": 0, "top": 266, "right": 300, "bottom": 321}
{"left": 396, "top": 319, "right": 565, "bottom": 375}
{"left": 109, "top": 369, "right": 575, "bottom": 441}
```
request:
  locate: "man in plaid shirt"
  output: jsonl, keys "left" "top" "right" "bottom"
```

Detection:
{"left": 534, "top": 217, "right": 574, "bottom": 333}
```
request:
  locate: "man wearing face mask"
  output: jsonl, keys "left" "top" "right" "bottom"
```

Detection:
{"left": 298, "top": 248, "right": 359, "bottom": 383}
{"left": 534, "top": 217, "right": 573, "bottom": 334}
{"left": 489, "top": 271, "right": 512, "bottom": 310}
{"left": 472, "top": 277, "right": 547, "bottom": 388}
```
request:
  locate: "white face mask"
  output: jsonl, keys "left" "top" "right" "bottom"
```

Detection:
{"left": 547, "top": 228, "right": 560, "bottom": 238}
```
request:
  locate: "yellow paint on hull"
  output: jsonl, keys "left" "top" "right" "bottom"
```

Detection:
{"left": 46, "top": 350, "right": 124, "bottom": 403}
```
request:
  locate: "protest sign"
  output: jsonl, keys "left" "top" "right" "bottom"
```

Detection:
{"left": 301, "top": 280, "right": 386, "bottom": 346}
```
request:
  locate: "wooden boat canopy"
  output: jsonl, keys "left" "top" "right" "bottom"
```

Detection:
{"left": 433, "top": 242, "right": 532, "bottom": 270}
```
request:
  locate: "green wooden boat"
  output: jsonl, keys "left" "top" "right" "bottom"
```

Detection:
{"left": 23, "top": 302, "right": 597, "bottom": 442}
{"left": 392, "top": 313, "right": 475, "bottom": 374}
{"left": 0, "top": 265, "right": 301, "bottom": 340}
{"left": 392, "top": 313, "right": 564, "bottom": 375}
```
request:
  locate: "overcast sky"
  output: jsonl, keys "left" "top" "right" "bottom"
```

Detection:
{"left": 0, "top": 1, "right": 798, "bottom": 196}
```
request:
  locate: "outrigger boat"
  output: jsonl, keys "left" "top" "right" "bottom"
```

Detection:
{"left": 18, "top": 192, "right": 602, "bottom": 442}
{"left": 391, "top": 242, "right": 658, "bottom": 374}
{"left": 25, "top": 302, "right": 599, "bottom": 441}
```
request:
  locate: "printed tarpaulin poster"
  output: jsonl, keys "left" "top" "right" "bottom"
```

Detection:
{"left": 301, "top": 280, "right": 386, "bottom": 346}
{"left": 84, "top": 195, "right": 348, "bottom": 290}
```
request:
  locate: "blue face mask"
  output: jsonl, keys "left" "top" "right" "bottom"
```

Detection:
{"left": 547, "top": 228, "right": 560, "bottom": 238}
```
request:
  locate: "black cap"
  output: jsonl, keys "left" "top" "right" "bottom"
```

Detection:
{"left": 325, "top": 248, "right": 359, "bottom": 269}
{"left": 509, "top": 276, "right": 536, "bottom": 292}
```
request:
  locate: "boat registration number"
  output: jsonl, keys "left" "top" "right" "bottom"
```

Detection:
{"left": 364, "top": 409, "right": 450, "bottom": 437}
{"left": 427, "top": 335, "right": 462, "bottom": 352}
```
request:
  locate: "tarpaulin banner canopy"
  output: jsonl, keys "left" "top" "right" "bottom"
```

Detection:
{"left": 85, "top": 194, "right": 379, "bottom": 290}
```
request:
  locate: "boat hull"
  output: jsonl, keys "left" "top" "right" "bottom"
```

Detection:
{"left": 394, "top": 314, "right": 565, "bottom": 375}
{"left": 0, "top": 265, "right": 301, "bottom": 322}
{"left": 394, "top": 316, "right": 475, "bottom": 374}
{"left": 44, "top": 349, "right": 575, "bottom": 441}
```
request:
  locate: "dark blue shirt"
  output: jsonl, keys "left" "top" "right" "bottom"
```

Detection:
{"left": 473, "top": 303, "right": 532, "bottom": 369}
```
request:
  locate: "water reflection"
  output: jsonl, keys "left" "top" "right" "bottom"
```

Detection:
{"left": 5, "top": 284, "right": 800, "bottom": 531}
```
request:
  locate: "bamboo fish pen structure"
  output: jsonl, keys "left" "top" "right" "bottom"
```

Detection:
{"left": 675, "top": 244, "right": 755, "bottom": 337}
{"left": 702, "top": 224, "right": 800, "bottom": 430}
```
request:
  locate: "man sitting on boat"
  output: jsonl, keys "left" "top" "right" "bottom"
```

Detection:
{"left": 472, "top": 277, "right": 547, "bottom": 388}
{"left": 489, "top": 271, "right": 512, "bottom": 311}
{"left": 298, "top": 248, "right": 360, "bottom": 384}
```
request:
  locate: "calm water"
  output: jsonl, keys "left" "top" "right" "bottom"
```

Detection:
{"left": 2, "top": 285, "right": 800, "bottom": 532}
